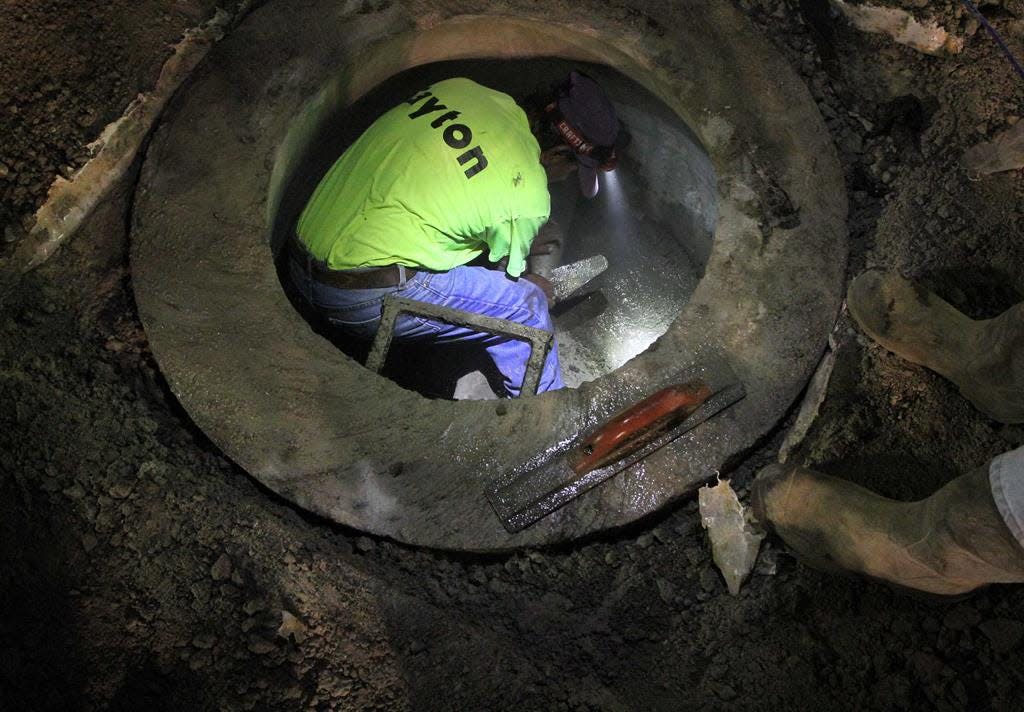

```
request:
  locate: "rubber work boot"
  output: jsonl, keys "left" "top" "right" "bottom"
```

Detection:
{"left": 751, "top": 463, "right": 1024, "bottom": 596}
{"left": 847, "top": 270, "right": 1024, "bottom": 424}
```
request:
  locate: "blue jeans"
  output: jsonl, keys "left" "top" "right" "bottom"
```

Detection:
{"left": 289, "top": 258, "right": 564, "bottom": 397}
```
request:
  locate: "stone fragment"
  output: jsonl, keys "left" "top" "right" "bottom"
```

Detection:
{"left": 210, "top": 552, "right": 233, "bottom": 581}
{"left": 188, "top": 649, "right": 211, "bottom": 670}
{"left": 655, "top": 578, "right": 675, "bottom": 604}
{"left": 979, "top": 619, "right": 1024, "bottom": 653}
{"left": 243, "top": 599, "right": 265, "bottom": 616}
{"left": 712, "top": 682, "right": 737, "bottom": 701}
{"left": 62, "top": 482, "right": 86, "bottom": 500}
{"left": 277, "top": 611, "right": 308, "bottom": 643}
{"left": 962, "top": 121, "right": 1024, "bottom": 176}
{"left": 192, "top": 633, "right": 217, "bottom": 649}
{"left": 635, "top": 533, "right": 655, "bottom": 549}
{"left": 779, "top": 350, "right": 836, "bottom": 463}
{"left": 699, "top": 479, "right": 764, "bottom": 595}
{"left": 832, "top": 0, "right": 963, "bottom": 55}
{"left": 699, "top": 567, "right": 719, "bottom": 593}
{"left": 248, "top": 638, "right": 277, "bottom": 655}
{"left": 190, "top": 581, "right": 211, "bottom": 606}
{"left": 108, "top": 482, "right": 132, "bottom": 499}
{"left": 943, "top": 604, "right": 981, "bottom": 631}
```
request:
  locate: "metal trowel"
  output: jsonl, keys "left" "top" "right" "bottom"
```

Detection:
{"left": 488, "top": 378, "right": 746, "bottom": 532}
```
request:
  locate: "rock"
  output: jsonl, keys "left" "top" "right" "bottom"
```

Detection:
{"left": 62, "top": 482, "right": 86, "bottom": 500}
{"left": 910, "top": 651, "right": 944, "bottom": 682}
{"left": 979, "top": 619, "right": 1024, "bottom": 653}
{"left": 188, "top": 649, "right": 212, "bottom": 670}
{"left": 655, "top": 578, "right": 675, "bottom": 604}
{"left": 191, "top": 633, "right": 217, "bottom": 649}
{"left": 243, "top": 599, "right": 266, "bottom": 616}
{"left": 137, "top": 460, "right": 170, "bottom": 481}
{"left": 247, "top": 638, "right": 277, "bottom": 655}
{"left": 833, "top": 0, "right": 963, "bottom": 55}
{"left": 754, "top": 544, "right": 778, "bottom": 576}
{"left": 962, "top": 121, "right": 1024, "bottom": 176}
{"left": 354, "top": 536, "right": 375, "bottom": 553}
{"left": 683, "top": 546, "right": 704, "bottom": 565}
{"left": 81, "top": 534, "right": 98, "bottom": 552}
{"left": 635, "top": 533, "right": 655, "bottom": 549}
{"left": 108, "top": 482, "right": 132, "bottom": 499}
{"left": 699, "top": 479, "right": 764, "bottom": 595}
{"left": 210, "top": 552, "right": 233, "bottom": 581}
{"left": 699, "top": 567, "right": 719, "bottom": 593}
{"left": 712, "top": 683, "right": 738, "bottom": 701}
{"left": 278, "top": 611, "right": 308, "bottom": 643}
{"left": 779, "top": 350, "right": 836, "bottom": 463}
{"left": 190, "top": 581, "right": 211, "bottom": 606}
{"left": 943, "top": 605, "right": 981, "bottom": 631}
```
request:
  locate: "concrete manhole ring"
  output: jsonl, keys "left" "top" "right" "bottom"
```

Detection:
{"left": 131, "top": 0, "right": 847, "bottom": 551}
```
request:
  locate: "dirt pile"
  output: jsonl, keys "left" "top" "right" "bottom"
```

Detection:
{"left": 0, "top": 0, "right": 226, "bottom": 251}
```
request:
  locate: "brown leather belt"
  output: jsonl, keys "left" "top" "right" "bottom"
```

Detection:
{"left": 290, "top": 238, "right": 414, "bottom": 289}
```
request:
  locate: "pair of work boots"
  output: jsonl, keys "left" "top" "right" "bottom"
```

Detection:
{"left": 753, "top": 271, "right": 1024, "bottom": 595}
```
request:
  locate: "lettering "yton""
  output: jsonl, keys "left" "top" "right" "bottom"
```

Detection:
{"left": 406, "top": 90, "right": 488, "bottom": 179}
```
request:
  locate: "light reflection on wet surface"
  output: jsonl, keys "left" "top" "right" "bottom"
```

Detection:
{"left": 553, "top": 164, "right": 704, "bottom": 387}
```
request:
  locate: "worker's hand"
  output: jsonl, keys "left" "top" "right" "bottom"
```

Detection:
{"left": 530, "top": 221, "right": 564, "bottom": 256}
{"left": 522, "top": 273, "right": 555, "bottom": 307}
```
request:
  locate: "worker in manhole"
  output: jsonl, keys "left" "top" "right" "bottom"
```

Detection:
{"left": 753, "top": 270, "right": 1024, "bottom": 596}
{"left": 287, "top": 71, "right": 620, "bottom": 397}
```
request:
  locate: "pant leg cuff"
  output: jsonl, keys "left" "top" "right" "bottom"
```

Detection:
{"left": 990, "top": 446, "right": 1024, "bottom": 549}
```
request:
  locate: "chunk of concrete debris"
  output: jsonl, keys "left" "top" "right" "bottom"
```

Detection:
{"left": 832, "top": 0, "right": 963, "bottom": 56}
{"left": 962, "top": 121, "right": 1024, "bottom": 176}
{"left": 779, "top": 349, "right": 836, "bottom": 464}
{"left": 699, "top": 478, "right": 765, "bottom": 595}
{"left": 277, "top": 610, "right": 308, "bottom": 643}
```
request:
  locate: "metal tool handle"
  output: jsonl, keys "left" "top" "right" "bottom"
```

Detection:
{"left": 567, "top": 381, "right": 714, "bottom": 476}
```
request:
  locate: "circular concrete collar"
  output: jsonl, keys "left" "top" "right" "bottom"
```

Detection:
{"left": 130, "top": 0, "right": 847, "bottom": 551}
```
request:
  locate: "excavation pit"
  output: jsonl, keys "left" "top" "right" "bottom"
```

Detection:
{"left": 130, "top": 1, "right": 847, "bottom": 551}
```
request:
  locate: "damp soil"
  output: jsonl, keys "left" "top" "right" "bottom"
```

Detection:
{"left": 3, "top": 0, "right": 1024, "bottom": 709}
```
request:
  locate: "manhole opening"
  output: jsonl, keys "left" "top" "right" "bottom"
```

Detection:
{"left": 273, "top": 58, "right": 718, "bottom": 400}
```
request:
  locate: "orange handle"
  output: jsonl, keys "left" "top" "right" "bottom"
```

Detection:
{"left": 568, "top": 381, "right": 713, "bottom": 475}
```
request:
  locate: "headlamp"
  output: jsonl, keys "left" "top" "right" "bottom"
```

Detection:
{"left": 544, "top": 103, "right": 618, "bottom": 172}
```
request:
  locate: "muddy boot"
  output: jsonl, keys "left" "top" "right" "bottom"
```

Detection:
{"left": 847, "top": 270, "right": 1024, "bottom": 424}
{"left": 751, "top": 462, "right": 1024, "bottom": 596}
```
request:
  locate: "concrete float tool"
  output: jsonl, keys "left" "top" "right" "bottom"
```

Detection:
{"left": 488, "top": 375, "right": 746, "bottom": 532}
{"left": 548, "top": 254, "right": 608, "bottom": 304}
